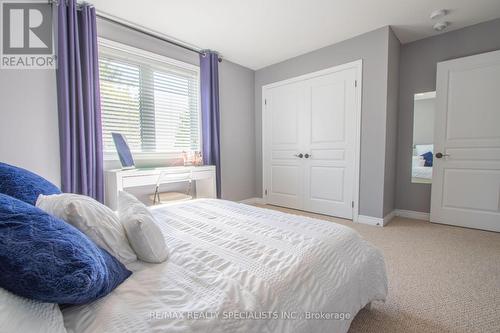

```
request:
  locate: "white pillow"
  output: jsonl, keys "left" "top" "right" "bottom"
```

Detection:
{"left": 0, "top": 288, "right": 67, "bottom": 333}
{"left": 36, "top": 193, "right": 137, "bottom": 264}
{"left": 117, "top": 191, "right": 169, "bottom": 263}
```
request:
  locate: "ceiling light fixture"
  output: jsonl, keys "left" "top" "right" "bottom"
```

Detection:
{"left": 430, "top": 9, "right": 448, "bottom": 20}
{"left": 433, "top": 21, "right": 449, "bottom": 32}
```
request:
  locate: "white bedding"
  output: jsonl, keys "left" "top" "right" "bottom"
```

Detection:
{"left": 62, "top": 199, "right": 387, "bottom": 333}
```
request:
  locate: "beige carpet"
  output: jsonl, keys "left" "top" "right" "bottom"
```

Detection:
{"left": 254, "top": 204, "right": 500, "bottom": 333}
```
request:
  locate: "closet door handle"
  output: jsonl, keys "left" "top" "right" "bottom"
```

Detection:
{"left": 294, "top": 153, "right": 304, "bottom": 158}
{"left": 304, "top": 153, "right": 311, "bottom": 159}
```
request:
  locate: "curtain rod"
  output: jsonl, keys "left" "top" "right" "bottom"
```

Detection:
{"left": 49, "top": 0, "right": 222, "bottom": 62}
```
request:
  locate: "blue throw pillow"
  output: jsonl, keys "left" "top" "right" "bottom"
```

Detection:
{"left": 420, "top": 151, "right": 433, "bottom": 167}
{"left": 0, "top": 194, "right": 131, "bottom": 304}
{"left": 0, "top": 162, "right": 61, "bottom": 206}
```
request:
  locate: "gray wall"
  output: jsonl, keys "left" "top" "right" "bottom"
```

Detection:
{"left": 396, "top": 18, "right": 500, "bottom": 213}
{"left": 219, "top": 61, "right": 256, "bottom": 201}
{"left": 383, "top": 28, "right": 400, "bottom": 216}
{"left": 412, "top": 98, "right": 435, "bottom": 145}
{"left": 255, "top": 27, "right": 393, "bottom": 218}
{"left": 0, "top": 69, "right": 60, "bottom": 185}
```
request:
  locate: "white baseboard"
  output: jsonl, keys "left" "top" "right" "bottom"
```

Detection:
{"left": 383, "top": 210, "right": 397, "bottom": 225}
{"left": 239, "top": 197, "right": 265, "bottom": 205}
{"left": 394, "top": 209, "right": 430, "bottom": 221}
{"left": 357, "top": 210, "right": 396, "bottom": 227}
{"left": 240, "top": 201, "right": 429, "bottom": 224}
{"left": 357, "top": 215, "right": 384, "bottom": 227}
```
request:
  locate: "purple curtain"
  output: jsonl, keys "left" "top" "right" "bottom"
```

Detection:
{"left": 200, "top": 52, "right": 221, "bottom": 198}
{"left": 56, "top": 0, "right": 104, "bottom": 202}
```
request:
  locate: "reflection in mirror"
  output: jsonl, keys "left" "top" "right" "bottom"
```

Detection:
{"left": 412, "top": 91, "right": 435, "bottom": 184}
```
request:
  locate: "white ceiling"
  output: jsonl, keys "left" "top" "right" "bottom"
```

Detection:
{"left": 91, "top": 0, "right": 500, "bottom": 70}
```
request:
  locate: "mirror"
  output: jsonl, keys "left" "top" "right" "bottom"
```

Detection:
{"left": 411, "top": 91, "right": 435, "bottom": 184}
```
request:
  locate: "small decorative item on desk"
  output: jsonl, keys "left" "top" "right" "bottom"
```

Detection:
{"left": 182, "top": 151, "right": 189, "bottom": 166}
{"left": 166, "top": 157, "right": 184, "bottom": 167}
{"left": 182, "top": 151, "right": 203, "bottom": 166}
{"left": 193, "top": 151, "right": 203, "bottom": 166}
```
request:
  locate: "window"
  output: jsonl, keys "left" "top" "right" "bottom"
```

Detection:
{"left": 98, "top": 39, "right": 200, "bottom": 157}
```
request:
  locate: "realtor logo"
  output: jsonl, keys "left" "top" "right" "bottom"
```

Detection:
{"left": 1, "top": 1, "right": 55, "bottom": 69}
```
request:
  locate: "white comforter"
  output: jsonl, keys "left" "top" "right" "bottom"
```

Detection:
{"left": 63, "top": 199, "right": 387, "bottom": 333}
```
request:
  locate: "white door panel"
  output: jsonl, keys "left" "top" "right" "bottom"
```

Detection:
{"left": 271, "top": 165, "right": 301, "bottom": 196}
{"left": 443, "top": 169, "right": 499, "bottom": 212}
{"left": 271, "top": 85, "right": 300, "bottom": 145}
{"left": 431, "top": 50, "right": 500, "bottom": 232}
{"left": 310, "top": 81, "right": 346, "bottom": 143}
{"left": 264, "top": 82, "right": 304, "bottom": 209}
{"left": 303, "top": 70, "right": 356, "bottom": 218}
{"left": 309, "top": 166, "right": 344, "bottom": 201}
{"left": 446, "top": 65, "right": 500, "bottom": 144}
{"left": 264, "top": 63, "right": 359, "bottom": 219}
{"left": 269, "top": 164, "right": 302, "bottom": 207}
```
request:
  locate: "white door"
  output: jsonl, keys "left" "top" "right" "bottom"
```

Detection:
{"left": 303, "top": 69, "right": 357, "bottom": 218}
{"left": 264, "top": 81, "right": 305, "bottom": 209}
{"left": 431, "top": 50, "right": 500, "bottom": 232}
{"left": 263, "top": 62, "right": 360, "bottom": 219}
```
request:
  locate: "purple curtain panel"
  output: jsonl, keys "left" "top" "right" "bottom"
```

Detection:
{"left": 56, "top": 0, "right": 104, "bottom": 202}
{"left": 200, "top": 52, "right": 221, "bottom": 198}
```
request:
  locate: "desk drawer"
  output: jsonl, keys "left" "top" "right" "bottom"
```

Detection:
{"left": 122, "top": 173, "right": 191, "bottom": 188}
{"left": 191, "top": 170, "right": 214, "bottom": 180}
{"left": 122, "top": 175, "right": 159, "bottom": 188}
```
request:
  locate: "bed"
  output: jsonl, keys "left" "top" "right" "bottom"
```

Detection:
{"left": 62, "top": 199, "right": 388, "bottom": 333}
{"left": 412, "top": 145, "right": 433, "bottom": 184}
{"left": 411, "top": 165, "right": 433, "bottom": 183}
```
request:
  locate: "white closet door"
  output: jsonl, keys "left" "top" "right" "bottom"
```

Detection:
{"left": 264, "top": 81, "right": 306, "bottom": 209}
{"left": 431, "top": 50, "right": 500, "bottom": 232}
{"left": 263, "top": 64, "right": 359, "bottom": 219}
{"left": 303, "top": 69, "right": 357, "bottom": 219}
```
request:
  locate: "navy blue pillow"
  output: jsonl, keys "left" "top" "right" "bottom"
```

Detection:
{"left": 0, "top": 194, "right": 131, "bottom": 304}
{"left": 0, "top": 162, "right": 61, "bottom": 206}
{"left": 420, "top": 151, "right": 433, "bottom": 167}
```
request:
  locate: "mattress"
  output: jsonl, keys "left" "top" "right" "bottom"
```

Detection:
{"left": 62, "top": 199, "right": 387, "bottom": 333}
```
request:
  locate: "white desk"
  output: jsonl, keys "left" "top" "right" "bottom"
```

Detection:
{"left": 105, "top": 165, "right": 216, "bottom": 210}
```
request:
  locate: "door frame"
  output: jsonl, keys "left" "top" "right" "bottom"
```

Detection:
{"left": 262, "top": 59, "right": 363, "bottom": 222}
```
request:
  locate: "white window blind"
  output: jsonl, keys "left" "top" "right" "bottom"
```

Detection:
{"left": 98, "top": 40, "right": 200, "bottom": 156}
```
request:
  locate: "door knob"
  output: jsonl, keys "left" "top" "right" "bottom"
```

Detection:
{"left": 435, "top": 152, "right": 449, "bottom": 159}
{"left": 304, "top": 153, "right": 311, "bottom": 159}
{"left": 294, "top": 153, "right": 304, "bottom": 158}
